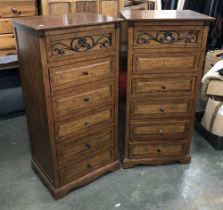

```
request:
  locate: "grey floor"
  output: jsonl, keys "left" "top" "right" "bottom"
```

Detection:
{"left": 1, "top": 115, "right": 223, "bottom": 210}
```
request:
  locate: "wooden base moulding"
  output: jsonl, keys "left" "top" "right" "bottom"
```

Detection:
{"left": 32, "top": 159, "right": 120, "bottom": 199}
{"left": 123, "top": 156, "right": 191, "bottom": 169}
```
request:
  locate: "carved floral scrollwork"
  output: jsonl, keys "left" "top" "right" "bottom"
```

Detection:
{"left": 137, "top": 30, "right": 199, "bottom": 45}
{"left": 52, "top": 34, "right": 112, "bottom": 56}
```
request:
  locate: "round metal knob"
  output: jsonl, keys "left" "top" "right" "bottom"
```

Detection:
{"left": 157, "top": 149, "right": 161, "bottom": 153}
{"left": 84, "top": 121, "right": 91, "bottom": 127}
{"left": 11, "top": 7, "right": 18, "bottom": 13}
{"left": 160, "top": 107, "right": 165, "bottom": 113}
{"left": 161, "top": 85, "right": 166, "bottom": 90}
{"left": 84, "top": 97, "right": 90, "bottom": 102}
{"left": 158, "top": 129, "right": 164, "bottom": 134}
{"left": 83, "top": 71, "right": 89, "bottom": 76}
{"left": 86, "top": 163, "right": 92, "bottom": 169}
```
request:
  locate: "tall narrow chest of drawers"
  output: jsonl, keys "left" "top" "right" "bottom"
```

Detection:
{"left": 13, "top": 14, "right": 122, "bottom": 199}
{"left": 121, "top": 10, "right": 214, "bottom": 168}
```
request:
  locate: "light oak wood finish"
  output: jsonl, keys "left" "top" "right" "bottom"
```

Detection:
{"left": 41, "top": 0, "right": 120, "bottom": 17}
{"left": 13, "top": 14, "right": 122, "bottom": 199}
{"left": 0, "top": 19, "right": 13, "bottom": 34}
{"left": 59, "top": 148, "right": 115, "bottom": 185}
{"left": 49, "top": 57, "right": 115, "bottom": 90}
{"left": 131, "top": 99, "right": 193, "bottom": 119}
{"left": 121, "top": 10, "right": 214, "bottom": 168}
{"left": 133, "top": 52, "right": 200, "bottom": 74}
{"left": 57, "top": 127, "right": 114, "bottom": 165}
{"left": 0, "top": 1, "right": 36, "bottom": 18}
{"left": 129, "top": 120, "right": 190, "bottom": 141}
{"left": 55, "top": 106, "right": 114, "bottom": 140}
{"left": 52, "top": 80, "right": 115, "bottom": 119}
{"left": 99, "top": 0, "right": 119, "bottom": 17}
{"left": 0, "top": 0, "right": 36, "bottom": 56}
{"left": 0, "top": 34, "right": 16, "bottom": 50}
{"left": 74, "top": 0, "right": 98, "bottom": 14}
{"left": 129, "top": 141, "right": 187, "bottom": 159}
{"left": 0, "top": 49, "right": 17, "bottom": 56}
{"left": 131, "top": 77, "right": 196, "bottom": 98}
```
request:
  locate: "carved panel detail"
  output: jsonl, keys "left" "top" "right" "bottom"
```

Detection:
{"left": 51, "top": 34, "right": 112, "bottom": 56}
{"left": 137, "top": 30, "right": 199, "bottom": 45}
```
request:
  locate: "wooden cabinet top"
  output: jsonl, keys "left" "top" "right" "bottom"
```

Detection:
{"left": 13, "top": 13, "right": 123, "bottom": 31}
{"left": 120, "top": 10, "right": 214, "bottom": 22}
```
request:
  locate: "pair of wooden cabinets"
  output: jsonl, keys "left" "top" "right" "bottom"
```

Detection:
{"left": 13, "top": 11, "right": 213, "bottom": 199}
{"left": 41, "top": 0, "right": 121, "bottom": 17}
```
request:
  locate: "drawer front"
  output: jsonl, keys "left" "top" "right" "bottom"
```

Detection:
{"left": 131, "top": 100, "right": 192, "bottom": 119}
{"left": 134, "top": 26, "right": 203, "bottom": 49}
{"left": 0, "top": 34, "right": 16, "bottom": 50}
{"left": 0, "top": 49, "right": 16, "bottom": 56}
{"left": 131, "top": 77, "right": 196, "bottom": 97}
{"left": 59, "top": 148, "right": 114, "bottom": 185}
{"left": 57, "top": 127, "right": 114, "bottom": 166}
{"left": 46, "top": 28, "right": 115, "bottom": 61}
{"left": 133, "top": 53, "right": 199, "bottom": 74}
{"left": 0, "top": 1, "right": 36, "bottom": 18}
{"left": 129, "top": 142, "right": 187, "bottom": 159}
{"left": 55, "top": 106, "right": 114, "bottom": 141}
{"left": 0, "top": 19, "right": 13, "bottom": 34}
{"left": 130, "top": 120, "right": 190, "bottom": 141}
{"left": 50, "top": 57, "right": 114, "bottom": 90}
{"left": 52, "top": 81, "right": 115, "bottom": 119}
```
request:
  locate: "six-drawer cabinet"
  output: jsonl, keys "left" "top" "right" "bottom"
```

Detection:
{"left": 13, "top": 14, "right": 122, "bottom": 199}
{"left": 120, "top": 10, "right": 214, "bottom": 168}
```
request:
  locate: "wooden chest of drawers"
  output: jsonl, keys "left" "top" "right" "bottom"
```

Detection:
{"left": 0, "top": 0, "right": 36, "bottom": 56}
{"left": 121, "top": 10, "right": 214, "bottom": 168}
{"left": 13, "top": 14, "right": 122, "bottom": 199}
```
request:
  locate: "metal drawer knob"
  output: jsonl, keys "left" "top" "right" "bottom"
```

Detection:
{"left": 158, "top": 129, "right": 164, "bottom": 134}
{"left": 161, "top": 85, "right": 166, "bottom": 90}
{"left": 160, "top": 107, "right": 165, "bottom": 113}
{"left": 157, "top": 149, "right": 161, "bottom": 153}
{"left": 86, "top": 163, "right": 92, "bottom": 169}
{"left": 83, "top": 71, "right": 89, "bottom": 76}
{"left": 84, "top": 97, "right": 90, "bottom": 102}
{"left": 85, "top": 143, "right": 91, "bottom": 149}
{"left": 11, "top": 7, "right": 18, "bottom": 13}
{"left": 84, "top": 121, "right": 91, "bottom": 127}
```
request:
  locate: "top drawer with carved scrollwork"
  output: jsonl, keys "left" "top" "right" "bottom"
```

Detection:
{"left": 134, "top": 26, "right": 203, "bottom": 49}
{"left": 46, "top": 27, "right": 116, "bottom": 62}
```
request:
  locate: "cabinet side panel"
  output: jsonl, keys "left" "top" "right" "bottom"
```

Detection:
{"left": 14, "top": 26, "right": 54, "bottom": 183}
